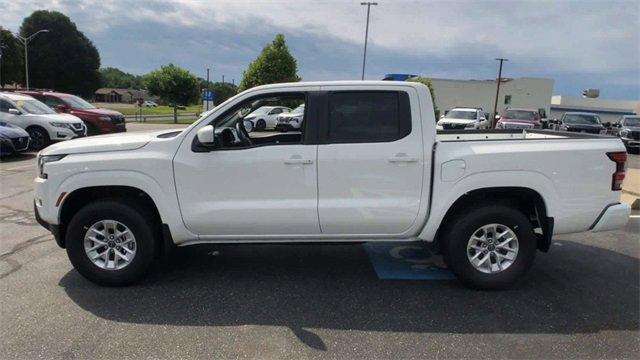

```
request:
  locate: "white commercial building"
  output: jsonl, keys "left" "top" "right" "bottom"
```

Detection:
{"left": 550, "top": 96, "right": 640, "bottom": 124}
{"left": 430, "top": 77, "right": 554, "bottom": 117}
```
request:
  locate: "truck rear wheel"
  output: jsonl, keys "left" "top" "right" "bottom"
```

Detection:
{"left": 65, "top": 200, "right": 157, "bottom": 286}
{"left": 441, "top": 203, "right": 537, "bottom": 290}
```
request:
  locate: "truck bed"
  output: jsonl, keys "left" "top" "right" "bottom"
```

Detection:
{"left": 436, "top": 129, "right": 609, "bottom": 142}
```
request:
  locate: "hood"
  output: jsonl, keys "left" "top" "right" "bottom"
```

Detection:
{"left": 439, "top": 118, "right": 475, "bottom": 125}
{"left": 563, "top": 123, "right": 604, "bottom": 129}
{"left": 70, "top": 107, "right": 123, "bottom": 116}
{"left": 0, "top": 122, "right": 29, "bottom": 138}
{"left": 40, "top": 129, "right": 175, "bottom": 155}
{"left": 499, "top": 118, "right": 539, "bottom": 125}
{"left": 26, "top": 113, "right": 83, "bottom": 123}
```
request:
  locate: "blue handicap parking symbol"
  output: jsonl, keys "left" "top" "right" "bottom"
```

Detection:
{"left": 364, "top": 242, "right": 455, "bottom": 280}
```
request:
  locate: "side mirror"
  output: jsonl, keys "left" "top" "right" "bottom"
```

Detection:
{"left": 479, "top": 117, "right": 486, "bottom": 121}
{"left": 196, "top": 125, "right": 215, "bottom": 146}
{"left": 8, "top": 108, "right": 21, "bottom": 115}
{"left": 494, "top": 115, "right": 501, "bottom": 120}
{"left": 55, "top": 104, "right": 69, "bottom": 112}
{"left": 243, "top": 120, "right": 254, "bottom": 133}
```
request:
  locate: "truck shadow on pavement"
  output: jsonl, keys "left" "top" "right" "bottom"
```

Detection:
{"left": 59, "top": 240, "right": 639, "bottom": 350}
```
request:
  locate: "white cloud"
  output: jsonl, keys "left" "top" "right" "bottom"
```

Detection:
{"left": 1, "top": 0, "right": 638, "bottom": 82}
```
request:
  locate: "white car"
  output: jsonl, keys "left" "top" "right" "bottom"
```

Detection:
{"left": 243, "top": 106, "right": 291, "bottom": 131}
{"left": 143, "top": 101, "right": 158, "bottom": 107}
{"left": 275, "top": 104, "right": 305, "bottom": 132}
{"left": 0, "top": 93, "right": 86, "bottom": 150}
{"left": 34, "top": 81, "right": 630, "bottom": 289}
{"left": 436, "top": 107, "right": 489, "bottom": 130}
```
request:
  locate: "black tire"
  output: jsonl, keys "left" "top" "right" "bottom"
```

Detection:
{"left": 441, "top": 203, "right": 537, "bottom": 290}
{"left": 65, "top": 200, "right": 157, "bottom": 286}
{"left": 256, "top": 119, "right": 266, "bottom": 131}
{"left": 27, "top": 126, "right": 50, "bottom": 150}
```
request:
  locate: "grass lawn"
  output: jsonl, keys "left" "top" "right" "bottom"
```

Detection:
{"left": 96, "top": 103, "right": 201, "bottom": 116}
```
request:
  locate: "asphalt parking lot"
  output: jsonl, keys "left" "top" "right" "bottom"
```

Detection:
{"left": 1, "top": 123, "right": 638, "bottom": 359}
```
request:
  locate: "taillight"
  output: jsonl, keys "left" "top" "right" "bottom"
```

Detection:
{"left": 606, "top": 151, "right": 627, "bottom": 191}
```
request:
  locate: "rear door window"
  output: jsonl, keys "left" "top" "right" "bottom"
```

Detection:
{"left": 326, "top": 91, "right": 410, "bottom": 143}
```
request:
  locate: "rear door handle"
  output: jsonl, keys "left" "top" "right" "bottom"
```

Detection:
{"left": 388, "top": 153, "right": 419, "bottom": 163}
{"left": 284, "top": 155, "right": 313, "bottom": 165}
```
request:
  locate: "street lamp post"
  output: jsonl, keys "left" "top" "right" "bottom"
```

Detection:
{"left": 360, "top": 2, "right": 378, "bottom": 80}
{"left": 492, "top": 57, "right": 508, "bottom": 128}
{"left": 15, "top": 29, "right": 50, "bottom": 90}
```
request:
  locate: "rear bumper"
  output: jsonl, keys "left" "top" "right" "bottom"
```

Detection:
{"left": 590, "top": 203, "right": 631, "bottom": 232}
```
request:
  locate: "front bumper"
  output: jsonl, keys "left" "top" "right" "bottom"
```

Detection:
{"left": 34, "top": 201, "right": 64, "bottom": 248}
{"left": 590, "top": 203, "right": 631, "bottom": 232}
{"left": 50, "top": 125, "right": 86, "bottom": 140}
{"left": 0, "top": 136, "right": 30, "bottom": 154}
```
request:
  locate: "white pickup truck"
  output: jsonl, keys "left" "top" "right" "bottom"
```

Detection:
{"left": 33, "top": 81, "right": 631, "bottom": 289}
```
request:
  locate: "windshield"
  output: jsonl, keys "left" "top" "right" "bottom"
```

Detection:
{"left": 15, "top": 99, "right": 57, "bottom": 115}
{"left": 563, "top": 114, "right": 601, "bottom": 125}
{"left": 292, "top": 105, "right": 305, "bottom": 115}
{"left": 504, "top": 110, "right": 536, "bottom": 120}
{"left": 622, "top": 117, "right": 640, "bottom": 127}
{"left": 445, "top": 110, "right": 476, "bottom": 120}
{"left": 61, "top": 95, "right": 96, "bottom": 109}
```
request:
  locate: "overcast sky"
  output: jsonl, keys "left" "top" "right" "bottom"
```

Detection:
{"left": 2, "top": 0, "right": 638, "bottom": 99}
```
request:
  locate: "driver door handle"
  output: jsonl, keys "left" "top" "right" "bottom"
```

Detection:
{"left": 284, "top": 155, "right": 313, "bottom": 165}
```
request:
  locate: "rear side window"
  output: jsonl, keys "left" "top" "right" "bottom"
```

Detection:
{"left": 43, "top": 96, "right": 63, "bottom": 107}
{"left": 327, "top": 91, "right": 411, "bottom": 143}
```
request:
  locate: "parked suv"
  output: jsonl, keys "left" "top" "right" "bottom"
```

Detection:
{"left": 275, "top": 104, "right": 305, "bottom": 132}
{"left": 495, "top": 108, "right": 542, "bottom": 129}
{"left": 556, "top": 112, "right": 606, "bottom": 135}
{"left": 615, "top": 115, "right": 640, "bottom": 153}
{"left": 0, "top": 92, "right": 86, "bottom": 150}
{"left": 436, "top": 107, "right": 488, "bottom": 130}
{"left": 20, "top": 91, "right": 126, "bottom": 135}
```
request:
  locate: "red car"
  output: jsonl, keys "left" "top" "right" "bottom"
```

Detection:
{"left": 495, "top": 108, "right": 542, "bottom": 129}
{"left": 19, "top": 91, "right": 126, "bottom": 135}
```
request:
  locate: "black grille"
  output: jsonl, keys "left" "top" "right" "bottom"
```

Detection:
{"left": 442, "top": 123, "right": 466, "bottom": 130}
{"left": 631, "top": 131, "right": 640, "bottom": 140}
{"left": 109, "top": 115, "right": 124, "bottom": 124}
{"left": 11, "top": 136, "right": 29, "bottom": 151}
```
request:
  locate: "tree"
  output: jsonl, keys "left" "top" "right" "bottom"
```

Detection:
{"left": 20, "top": 10, "right": 100, "bottom": 97}
{"left": 239, "top": 34, "right": 300, "bottom": 92}
{"left": 0, "top": 27, "right": 23, "bottom": 87}
{"left": 100, "top": 67, "right": 143, "bottom": 89}
{"left": 143, "top": 64, "right": 199, "bottom": 123}
{"left": 407, "top": 76, "right": 439, "bottom": 118}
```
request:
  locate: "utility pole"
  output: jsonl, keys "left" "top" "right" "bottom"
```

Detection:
{"left": 222, "top": 75, "right": 225, "bottom": 84}
{"left": 360, "top": 2, "right": 378, "bottom": 80}
{"left": 15, "top": 29, "right": 50, "bottom": 90}
{"left": 492, "top": 58, "right": 508, "bottom": 128}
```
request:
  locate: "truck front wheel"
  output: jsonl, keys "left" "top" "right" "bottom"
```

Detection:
{"left": 441, "top": 203, "right": 537, "bottom": 290}
{"left": 65, "top": 200, "right": 157, "bottom": 286}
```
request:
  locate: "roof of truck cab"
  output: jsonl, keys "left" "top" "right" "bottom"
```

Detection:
{"left": 248, "top": 80, "right": 426, "bottom": 90}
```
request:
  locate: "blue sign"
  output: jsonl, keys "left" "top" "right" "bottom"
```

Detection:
{"left": 202, "top": 89, "right": 214, "bottom": 101}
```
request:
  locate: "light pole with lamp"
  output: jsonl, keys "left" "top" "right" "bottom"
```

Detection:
{"left": 15, "top": 29, "right": 50, "bottom": 90}
{"left": 360, "top": 2, "right": 378, "bottom": 80}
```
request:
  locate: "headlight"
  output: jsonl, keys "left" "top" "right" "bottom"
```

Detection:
{"left": 98, "top": 116, "right": 111, "bottom": 121}
{"left": 49, "top": 122, "right": 71, "bottom": 129}
{"left": 620, "top": 129, "right": 630, "bottom": 138}
{"left": 38, "top": 154, "right": 66, "bottom": 179}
